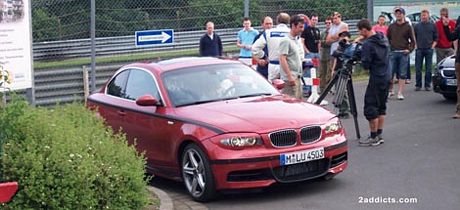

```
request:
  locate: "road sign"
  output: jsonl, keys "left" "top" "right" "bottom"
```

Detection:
{"left": 135, "top": 29, "right": 174, "bottom": 47}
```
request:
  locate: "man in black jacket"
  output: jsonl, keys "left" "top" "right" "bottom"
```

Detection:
{"left": 199, "top": 22, "right": 223, "bottom": 57}
{"left": 357, "top": 19, "right": 391, "bottom": 146}
{"left": 443, "top": 16, "right": 460, "bottom": 119}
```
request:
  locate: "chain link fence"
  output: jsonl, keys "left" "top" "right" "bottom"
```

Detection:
{"left": 32, "top": 0, "right": 367, "bottom": 43}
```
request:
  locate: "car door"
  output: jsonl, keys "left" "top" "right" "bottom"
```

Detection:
{"left": 99, "top": 69, "right": 130, "bottom": 133}
{"left": 120, "top": 68, "right": 179, "bottom": 173}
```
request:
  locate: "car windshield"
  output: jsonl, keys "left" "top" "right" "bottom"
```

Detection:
{"left": 162, "top": 63, "right": 279, "bottom": 107}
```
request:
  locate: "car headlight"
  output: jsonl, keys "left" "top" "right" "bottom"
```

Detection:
{"left": 220, "top": 136, "right": 262, "bottom": 148}
{"left": 324, "top": 118, "right": 342, "bottom": 135}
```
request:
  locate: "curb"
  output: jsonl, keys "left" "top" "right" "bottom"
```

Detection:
{"left": 147, "top": 186, "right": 174, "bottom": 210}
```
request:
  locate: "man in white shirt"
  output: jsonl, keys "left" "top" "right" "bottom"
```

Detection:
{"left": 252, "top": 13, "right": 291, "bottom": 82}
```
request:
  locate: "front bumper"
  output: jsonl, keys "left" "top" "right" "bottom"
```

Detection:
{"left": 433, "top": 72, "right": 457, "bottom": 95}
{"left": 203, "top": 134, "right": 348, "bottom": 190}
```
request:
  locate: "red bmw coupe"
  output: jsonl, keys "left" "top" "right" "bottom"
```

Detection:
{"left": 87, "top": 57, "right": 348, "bottom": 201}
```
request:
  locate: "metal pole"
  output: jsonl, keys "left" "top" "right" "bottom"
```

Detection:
{"left": 90, "top": 0, "right": 96, "bottom": 92}
{"left": 244, "top": 0, "right": 249, "bottom": 18}
{"left": 367, "top": 0, "right": 374, "bottom": 21}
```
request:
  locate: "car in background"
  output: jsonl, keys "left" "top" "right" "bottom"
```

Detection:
{"left": 433, "top": 55, "right": 457, "bottom": 100}
{"left": 381, "top": 11, "right": 439, "bottom": 24}
{"left": 87, "top": 57, "right": 348, "bottom": 201}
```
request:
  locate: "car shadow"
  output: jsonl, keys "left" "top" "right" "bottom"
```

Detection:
{"left": 149, "top": 176, "right": 347, "bottom": 203}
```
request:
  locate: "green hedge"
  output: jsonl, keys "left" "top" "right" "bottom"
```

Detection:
{"left": 0, "top": 99, "right": 150, "bottom": 209}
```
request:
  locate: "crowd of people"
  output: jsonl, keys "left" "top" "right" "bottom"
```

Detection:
{"left": 198, "top": 7, "right": 460, "bottom": 145}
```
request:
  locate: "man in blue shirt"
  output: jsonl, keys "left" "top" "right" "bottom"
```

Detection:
{"left": 237, "top": 18, "right": 259, "bottom": 65}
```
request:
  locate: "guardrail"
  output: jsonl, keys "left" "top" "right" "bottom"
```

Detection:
{"left": 33, "top": 20, "right": 359, "bottom": 61}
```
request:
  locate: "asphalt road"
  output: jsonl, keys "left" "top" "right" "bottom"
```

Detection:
{"left": 150, "top": 81, "right": 460, "bottom": 210}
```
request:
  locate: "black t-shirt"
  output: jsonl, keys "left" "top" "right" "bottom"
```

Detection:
{"left": 301, "top": 26, "right": 321, "bottom": 53}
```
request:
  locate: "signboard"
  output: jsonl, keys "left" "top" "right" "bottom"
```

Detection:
{"left": 135, "top": 29, "right": 174, "bottom": 47}
{"left": 0, "top": 0, "right": 33, "bottom": 91}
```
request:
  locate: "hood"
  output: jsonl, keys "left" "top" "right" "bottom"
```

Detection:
{"left": 368, "top": 32, "right": 389, "bottom": 48}
{"left": 173, "top": 95, "right": 335, "bottom": 133}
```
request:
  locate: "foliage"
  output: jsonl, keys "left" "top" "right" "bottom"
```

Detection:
{"left": 0, "top": 99, "right": 150, "bottom": 209}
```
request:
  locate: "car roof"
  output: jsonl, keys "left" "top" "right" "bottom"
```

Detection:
{"left": 125, "top": 57, "right": 242, "bottom": 74}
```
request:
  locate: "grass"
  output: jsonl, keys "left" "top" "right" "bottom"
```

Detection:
{"left": 34, "top": 45, "right": 240, "bottom": 69}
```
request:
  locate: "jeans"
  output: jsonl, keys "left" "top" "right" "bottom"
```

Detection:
{"left": 305, "top": 52, "right": 320, "bottom": 59}
{"left": 415, "top": 48, "right": 433, "bottom": 88}
{"left": 390, "top": 51, "right": 409, "bottom": 80}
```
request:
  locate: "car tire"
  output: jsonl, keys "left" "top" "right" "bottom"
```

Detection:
{"left": 443, "top": 94, "right": 457, "bottom": 101}
{"left": 181, "top": 144, "right": 216, "bottom": 202}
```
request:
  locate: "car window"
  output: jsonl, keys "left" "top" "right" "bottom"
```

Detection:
{"left": 107, "top": 70, "right": 130, "bottom": 98}
{"left": 124, "top": 69, "right": 160, "bottom": 101}
{"left": 162, "top": 64, "right": 279, "bottom": 107}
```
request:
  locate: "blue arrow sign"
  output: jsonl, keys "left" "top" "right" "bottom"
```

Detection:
{"left": 135, "top": 29, "right": 174, "bottom": 47}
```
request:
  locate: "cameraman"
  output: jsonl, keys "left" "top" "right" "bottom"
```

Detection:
{"left": 357, "top": 19, "right": 391, "bottom": 146}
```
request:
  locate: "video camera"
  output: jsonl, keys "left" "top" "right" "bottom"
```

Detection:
{"left": 332, "top": 39, "right": 362, "bottom": 65}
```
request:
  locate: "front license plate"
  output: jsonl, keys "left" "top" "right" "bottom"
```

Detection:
{"left": 446, "top": 79, "right": 457, "bottom": 86}
{"left": 280, "top": 148, "right": 324, "bottom": 166}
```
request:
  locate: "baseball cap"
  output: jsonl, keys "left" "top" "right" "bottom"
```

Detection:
{"left": 338, "top": 31, "right": 351, "bottom": 38}
{"left": 394, "top": 7, "right": 405, "bottom": 15}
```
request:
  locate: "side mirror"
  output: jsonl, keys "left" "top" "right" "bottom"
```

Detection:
{"left": 272, "top": 79, "right": 285, "bottom": 90}
{"left": 136, "top": 95, "right": 160, "bottom": 106}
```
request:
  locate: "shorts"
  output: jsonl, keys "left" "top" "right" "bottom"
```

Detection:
{"left": 364, "top": 81, "right": 389, "bottom": 120}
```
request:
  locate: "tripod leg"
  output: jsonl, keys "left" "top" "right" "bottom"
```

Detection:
{"left": 334, "top": 74, "right": 348, "bottom": 107}
{"left": 346, "top": 76, "right": 361, "bottom": 139}
{"left": 315, "top": 72, "right": 339, "bottom": 105}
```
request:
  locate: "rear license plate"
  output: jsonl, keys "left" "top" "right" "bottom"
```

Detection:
{"left": 280, "top": 148, "right": 324, "bottom": 166}
{"left": 446, "top": 79, "right": 457, "bottom": 86}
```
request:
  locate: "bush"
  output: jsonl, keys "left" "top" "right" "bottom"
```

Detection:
{"left": 0, "top": 99, "right": 150, "bottom": 209}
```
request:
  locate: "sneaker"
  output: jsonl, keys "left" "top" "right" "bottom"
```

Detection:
{"left": 338, "top": 113, "right": 350, "bottom": 119}
{"left": 405, "top": 79, "right": 411, "bottom": 84}
{"left": 388, "top": 90, "right": 394, "bottom": 97}
{"left": 415, "top": 87, "right": 421, "bottom": 91}
{"left": 397, "top": 93, "right": 404, "bottom": 100}
{"left": 425, "top": 87, "right": 431, "bottom": 91}
{"left": 372, "top": 135, "right": 384, "bottom": 146}
{"left": 359, "top": 136, "right": 378, "bottom": 147}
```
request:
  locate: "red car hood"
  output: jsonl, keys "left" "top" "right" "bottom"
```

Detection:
{"left": 173, "top": 96, "right": 336, "bottom": 133}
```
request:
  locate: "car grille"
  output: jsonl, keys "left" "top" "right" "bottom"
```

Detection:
{"left": 269, "top": 130, "right": 297, "bottom": 147}
{"left": 300, "top": 126, "right": 322, "bottom": 144}
{"left": 272, "top": 159, "right": 329, "bottom": 182}
{"left": 442, "top": 69, "right": 456, "bottom": 78}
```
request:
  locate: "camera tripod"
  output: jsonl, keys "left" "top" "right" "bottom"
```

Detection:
{"left": 315, "top": 60, "right": 361, "bottom": 139}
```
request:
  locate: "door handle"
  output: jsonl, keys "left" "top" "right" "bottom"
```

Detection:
{"left": 117, "top": 110, "right": 126, "bottom": 116}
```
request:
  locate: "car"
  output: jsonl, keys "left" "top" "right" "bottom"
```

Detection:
{"left": 433, "top": 55, "right": 457, "bottom": 100}
{"left": 381, "top": 11, "right": 439, "bottom": 24}
{"left": 87, "top": 57, "right": 348, "bottom": 201}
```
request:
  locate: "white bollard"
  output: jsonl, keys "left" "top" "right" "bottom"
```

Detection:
{"left": 307, "top": 67, "right": 328, "bottom": 106}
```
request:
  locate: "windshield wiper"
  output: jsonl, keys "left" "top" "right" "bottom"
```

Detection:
{"left": 238, "top": 93, "right": 273, "bottom": 98}
{"left": 176, "top": 97, "right": 239, "bottom": 107}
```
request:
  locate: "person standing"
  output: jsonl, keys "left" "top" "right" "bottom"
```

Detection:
{"left": 327, "top": 11, "right": 349, "bottom": 77}
{"left": 301, "top": 15, "right": 321, "bottom": 59}
{"left": 414, "top": 10, "right": 438, "bottom": 91}
{"left": 199, "top": 22, "right": 223, "bottom": 57}
{"left": 387, "top": 7, "right": 416, "bottom": 100}
{"left": 252, "top": 16, "right": 273, "bottom": 79}
{"left": 279, "top": 15, "right": 305, "bottom": 99}
{"left": 237, "top": 18, "right": 259, "bottom": 65}
{"left": 436, "top": 8, "right": 458, "bottom": 64}
{"left": 442, "top": 16, "right": 460, "bottom": 119}
{"left": 319, "top": 17, "right": 333, "bottom": 92}
{"left": 253, "top": 13, "right": 291, "bottom": 82}
{"left": 357, "top": 19, "right": 391, "bottom": 146}
{"left": 372, "top": 15, "right": 388, "bottom": 36}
